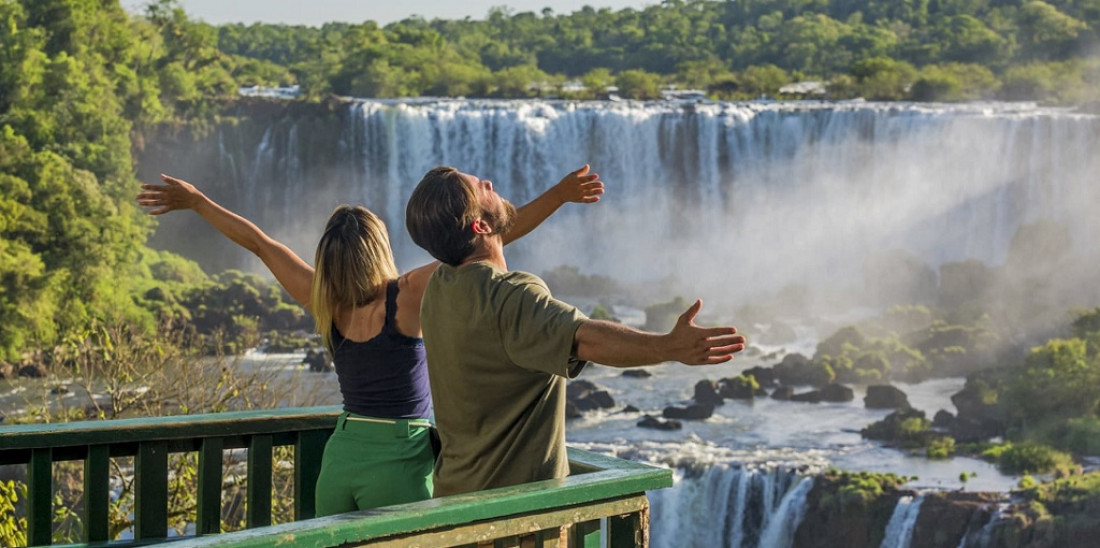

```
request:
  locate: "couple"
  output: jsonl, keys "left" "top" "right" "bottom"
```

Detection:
{"left": 138, "top": 165, "right": 746, "bottom": 515}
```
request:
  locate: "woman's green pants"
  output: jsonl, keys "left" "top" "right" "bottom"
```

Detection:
{"left": 314, "top": 412, "right": 434, "bottom": 516}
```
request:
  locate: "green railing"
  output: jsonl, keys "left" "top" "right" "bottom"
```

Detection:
{"left": 0, "top": 407, "right": 672, "bottom": 547}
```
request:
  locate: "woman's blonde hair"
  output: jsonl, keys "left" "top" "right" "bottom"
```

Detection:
{"left": 311, "top": 205, "right": 399, "bottom": 353}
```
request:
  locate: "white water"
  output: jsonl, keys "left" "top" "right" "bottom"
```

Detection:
{"left": 193, "top": 99, "right": 1100, "bottom": 311}
{"left": 881, "top": 495, "right": 925, "bottom": 548}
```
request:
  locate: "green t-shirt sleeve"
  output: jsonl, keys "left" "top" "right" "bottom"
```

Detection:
{"left": 498, "top": 279, "right": 588, "bottom": 378}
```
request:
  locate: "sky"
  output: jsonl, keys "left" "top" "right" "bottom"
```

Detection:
{"left": 122, "top": 0, "right": 659, "bottom": 27}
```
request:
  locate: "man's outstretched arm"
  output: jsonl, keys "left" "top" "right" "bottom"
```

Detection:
{"left": 573, "top": 299, "right": 746, "bottom": 367}
{"left": 502, "top": 164, "right": 604, "bottom": 245}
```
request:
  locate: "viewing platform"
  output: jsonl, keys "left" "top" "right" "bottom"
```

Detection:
{"left": 0, "top": 406, "right": 671, "bottom": 547}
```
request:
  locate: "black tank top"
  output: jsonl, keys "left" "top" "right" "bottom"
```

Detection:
{"left": 331, "top": 280, "right": 431, "bottom": 418}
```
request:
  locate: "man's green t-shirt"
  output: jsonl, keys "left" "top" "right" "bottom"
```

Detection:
{"left": 421, "top": 261, "right": 588, "bottom": 497}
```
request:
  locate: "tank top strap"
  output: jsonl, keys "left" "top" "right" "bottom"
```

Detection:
{"left": 383, "top": 279, "right": 399, "bottom": 332}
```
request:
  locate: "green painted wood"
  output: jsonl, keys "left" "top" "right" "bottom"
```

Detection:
{"left": 197, "top": 438, "right": 224, "bottom": 536}
{"left": 83, "top": 445, "right": 111, "bottom": 542}
{"left": 27, "top": 448, "right": 52, "bottom": 547}
{"left": 607, "top": 512, "right": 641, "bottom": 548}
{"left": 165, "top": 449, "right": 669, "bottom": 548}
{"left": 571, "top": 519, "right": 601, "bottom": 548}
{"left": 246, "top": 435, "right": 272, "bottom": 528}
{"left": 293, "top": 429, "right": 328, "bottom": 521}
{"left": 135, "top": 441, "right": 168, "bottom": 540}
{"left": 0, "top": 407, "right": 343, "bottom": 453}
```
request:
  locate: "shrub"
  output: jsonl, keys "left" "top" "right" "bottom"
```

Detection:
{"left": 995, "top": 443, "right": 1076, "bottom": 475}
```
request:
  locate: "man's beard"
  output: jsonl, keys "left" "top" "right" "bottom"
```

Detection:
{"left": 485, "top": 199, "right": 517, "bottom": 235}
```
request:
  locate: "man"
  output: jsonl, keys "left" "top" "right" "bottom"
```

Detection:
{"left": 406, "top": 165, "right": 747, "bottom": 497}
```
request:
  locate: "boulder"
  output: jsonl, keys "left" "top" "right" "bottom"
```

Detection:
{"left": 567, "top": 379, "right": 600, "bottom": 399}
{"left": 932, "top": 410, "right": 956, "bottom": 429}
{"left": 565, "top": 401, "right": 582, "bottom": 419}
{"left": 743, "top": 366, "right": 777, "bottom": 387}
{"left": 864, "top": 384, "right": 911, "bottom": 409}
{"left": 638, "top": 415, "right": 682, "bottom": 431}
{"left": 621, "top": 369, "right": 652, "bottom": 378}
{"left": 50, "top": 384, "right": 69, "bottom": 395}
{"left": 820, "top": 383, "right": 855, "bottom": 402}
{"left": 574, "top": 390, "right": 616, "bottom": 411}
{"left": 693, "top": 380, "right": 724, "bottom": 405}
{"left": 790, "top": 390, "right": 822, "bottom": 403}
{"left": 620, "top": 405, "right": 640, "bottom": 414}
{"left": 302, "top": 348, "right": 333, "bottom": 373}
{"left": 770, "top": 386, "right": 794, "bottom": 401}
{"left": 663, "top": 403, "right": 714, "bottom": 420}
{"left": 18, "top": 363, "right": 47, "bottom": 378}
{"left": 718, "top": 376, "right": 758, "bottom": 400}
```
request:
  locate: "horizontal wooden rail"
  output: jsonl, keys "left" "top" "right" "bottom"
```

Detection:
{"left": 1, "top": 408, "right": 672, "bottom": 548}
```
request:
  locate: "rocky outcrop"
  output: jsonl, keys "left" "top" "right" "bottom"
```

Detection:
{"left": 949, "top": 378, "right": 1004, "bottom": 442}
{"left": 820, "top": 383, "right": 855, "bottom": 402}
{"left": 791, "top": 390, "right": 822, "bottom": 403}
{"left": 718, "top": 376, "right": 758, "bottom": 400}
{"left": 302, "top": 348, "right": 333, "bottom": 373}
{"left": 910, "top": 492, "right": 998, "bottom": 548}
{"left": 662, "top": 403, "right": 714, "bottom": 420}
{"left": 864, "top": 384, "right": 911, "bottom": 409}
{"left": 770, "top": 386, "right": 794, "bottom": 400}
{"left": 621, "top": 369, "right": 652, "bottom": 378}
{"left": 567, "top": 380, "right": 616, "bottom": 412}
{"left": 18, "top": 363, "right": 47, "bottom": 378}
{"left": 637, "top": 415, "right": 682, "bottom": 430}
{"left": 693, "top": 380, "right": 724, "bottom": 405}
{"left": 743, "top": 365, "right": 777, "bottom": 387}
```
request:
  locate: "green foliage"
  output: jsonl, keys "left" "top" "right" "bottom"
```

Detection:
{"left": 992, "top": 442, "right": 1077, "bottom": 475}
{"left": 927, "top": 436, "right": 957, "bottom": 459}
{"left": 0, "top": 480, "right": 27, "bottom": 547}
{"left": 1002, "top": 338, "right": 1100, "bottom": 431}
{"left": 819, "top": 469, "right": 909, "bottom": 509}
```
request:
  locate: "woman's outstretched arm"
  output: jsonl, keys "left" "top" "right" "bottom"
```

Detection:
{"left": 137, "top": 174, "right": 315, "bottom": 310}
{"left": 502, "top": 164, "right": 604, "bottom": 245}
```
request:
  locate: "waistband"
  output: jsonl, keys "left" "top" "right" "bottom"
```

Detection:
{"left": 335, "top": 411, "right": 432, "bottom": 439}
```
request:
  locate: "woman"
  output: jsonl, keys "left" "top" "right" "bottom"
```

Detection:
{"left": 136, "top": 167, "right": 603, "bottom": 515}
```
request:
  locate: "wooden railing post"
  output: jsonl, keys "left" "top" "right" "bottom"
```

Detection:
{"left": 83, "top": 445, "right": 111, "bottom": 543}
{"left": 135, "top": 441, "right": 169, "bottom": 540}
{"left": 27, "top": 448, "right": 52, "bottom": 547}
{"left": 246, "top": 434, "right": 272, "bottom": 528}
{"left": 294, "top": 429, "right": 328, "bottom": 521}
{"left": 197, "top": 437, "right": 224, "bottom": 535}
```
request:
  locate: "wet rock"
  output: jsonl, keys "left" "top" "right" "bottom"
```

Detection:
{"left": 662, "top": 403, "right": 714, "bottom": 420}
{"left": 770, "top": 386, "right": 794, "bottom": 401}
{"left": 743, "top": 366, "right": 777, "bottom": 387}
{"left": 620, "top": 405, "right": 640, "bottom": 414}
{"left": 718, "top": 376, "right": 758, "bottom": 400}
{"left": 621, "top": 369, "right": 652, "bottom": 378}
{"left": 574, "top": 390, "right": 616, "bottom": 411}
{"left": 638, "top": 415, "right": 682, "bottom": 431}
{"left": 567, "top": 379, "right": 599, "bottom": 398}
{"left": 864, "top": 384, "right": 911, "bottom": 409}
{"left": 933, "top": 410, "right": 956, "bottom": 429}
{"left": 820, "top": 383, "right": 855, "bottom": 402}
{"left": 18, "top": 363, "right": 47, "bottom": 378}
{"left": 911, "top": 492, "right": 999, "bottom": 548}
{"left": 302, "top": 348, "right": 333, "bottom": 373}
{"left": 694, "top": 380, "right": 724, "bottom": 405}
{"left": 50, "top": 384, "right": 69, "bottom": 395}
{"left": 790, "top": 390, "right": 822, "bottom": 403}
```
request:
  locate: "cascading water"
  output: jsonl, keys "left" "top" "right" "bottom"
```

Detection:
{"left": 649, "top": 464, "right": 813, "bottom": 548}
{"left": 165, "top": 99, "right": 1100, "bottom": 309}
{"left": 881, "top": 495, "right": 926, "bottom": 548}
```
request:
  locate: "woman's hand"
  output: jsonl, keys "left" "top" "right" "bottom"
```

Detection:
{"left": 552, "top": 165, "right": 604, "bottom": 205}
{"left": 136, "top": 174, "right": 204, "bottom": 215}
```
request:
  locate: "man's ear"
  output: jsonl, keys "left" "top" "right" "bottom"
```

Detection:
{"left": 471, "top": 218, "right": 492, "bottom": 235}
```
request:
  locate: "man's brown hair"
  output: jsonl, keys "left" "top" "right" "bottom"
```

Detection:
{"left": 406, "top": 166, "right": 480, "bottom": 266}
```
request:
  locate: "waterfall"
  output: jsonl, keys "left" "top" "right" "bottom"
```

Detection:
{"left": 159, "top": 99, "right": 1100, "bottom": 308}
{"left": 881, "top": 495, "right": 925, "bottom": 548}
{"left": 957, "top": 502, "right": 1010, "bottom": 548}
{"left": 649, "top": 464, "right": 812, "bottom": 548}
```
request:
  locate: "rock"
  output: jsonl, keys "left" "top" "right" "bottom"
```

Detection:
{"left": 949, "top": 378, "right": 1004, "bottom": 440}
{"left": 621, "top": 369, "right": 652, "bottom": 378}
{"left": 774, "top": 353, "right": 833, "bottom": 386}
{"left": 50, "top": 384, "right": 69, "bottom": 395}
{"left": 933, "top": 410, "right": 955, "bottom": 429}
{"left": 743, "top": 366, "right": 777, "bottom": 387}
{"left": 567, "top": 379, "right": 600, "bottom": 399}
{"left": 864, "top": 384, "right": 911, "bottom": 409}
{"left": 302, "top": 348, "right": 332, "bottom": 373}
{"left": 718, "top": 376, "right": 758, "bottom": 400}
{"left": 662, "top": 403, "right": 714, "bottom": 420}
{"left": 790, "top": 390, "right": 822, "bottom": 403}
{"left": 620, "top": 405, "right": 640, "bottom": 414}
{"left": 638, "top": 415, "right": 682, "bottom": 431}
{"left": 820, "top": 383, "right": 854, "bottom": 402}
{"left": 910, "top": 492, "right": 999, "bottom": 548}
{"left": 770, "top": 386, "right": 794, "bottom": 401}
{"left": 565, "top": 401, "right": 582, "bottom": 419}
{"left": 17, "top": 363, "right": 47, "bottom": 378}
{"left": 574, "top": 390, "right": 616, "bottom": 411}
{"left": 0, "top": 361, "right": 14, "bottom": 380}
{"left": 694, "top": 380, "right": 724, "bottom": 405}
